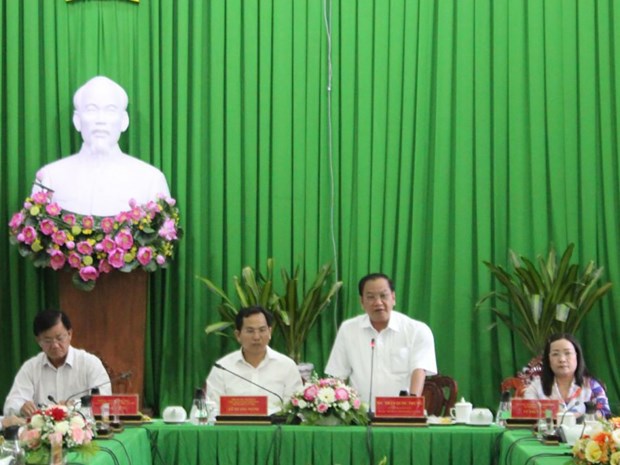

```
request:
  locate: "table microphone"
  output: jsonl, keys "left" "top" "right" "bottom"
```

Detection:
{"left": 368, "top": 338, "right": 376, "bottom": 417}
{"left": 65, "top": 370, "right": 133, "bottom": 402}
{"left": 213, "top": 362, "right": 284, "bottom": 405}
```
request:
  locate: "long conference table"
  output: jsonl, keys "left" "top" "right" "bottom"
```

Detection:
{"left": 66, "top": 422, "right": 575, "bottom": 465}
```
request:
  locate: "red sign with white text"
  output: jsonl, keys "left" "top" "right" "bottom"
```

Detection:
{"left": 219, "top": 396, "right": 268, "bottom": 416}
{"left": 91, "top": 395, "right": 140, "bottom": 415}
{"left": 374, "top": 396, "right": 425, "bottom": 418}
{"left": 511, "top": 399, "right": 560, "bottom": 419}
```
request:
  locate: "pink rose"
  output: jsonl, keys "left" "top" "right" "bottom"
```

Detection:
{"left": 39, "top": 219, "right": 56, "bottom": 236}
{"left": 100, "top": 217, "right": 115, "bottom": 234}
{"left": 68, "top": 252, "right": 82, "bottom": 269}
{"left": 334, "top": 387, "right": 349, "bottom": 401}
{"left": 32, "top": 191, "right": 49, "bottom": 204}
{"left": 352, "top": 398, "right": 361, "bottom": 409}
{"left": 45, "top": 202, "right": 61, "bottom": 216}
{"left": 156, "top": 255, "right": 166, "bottom": 265}
{"left": 76, "top": 241, "right": 93, "bottom": 255}
{"left": 137, "top": 247, "right": 153, "bottom": 266}
{"left": 21, "top": 226, "right": 37, "bottom": 244}
{"left": 291, "top": 398, "right": 299, "bottom": 407}
{"left": 98, "top": 259, "right": 112, "bottom": 274}
{"left": 48, "top": 250, "right": 66, "bottom": 270}
{"left": 304, "top": 385, "right": 318, "bottom": 402}
{"left": 52, "top": 230, "right": 67, "bottom": 246}
{"left": 316, "top": 403, "right": 329, "bottom": 413}
{"left": 19, "top": 427, "right": 41, "bottom": 448}
{"left": 115, "top": 212, "right": 130, "bottom": 224}
{"left": 158, "top": 219, "right": 177, "bottom": 241}
{"left": 130, "top": 207, "right": 144, "bottom": 221}
{"left": 79, "top": 266, "right": 99, "bottom": 282}
{"left": 97, "top": 236, "right": 116, "bottom": 253}
{"left": 8, "top": 212, "right": 25, "bottom": 229}
{"left": 115, "top": 229, "right": 134, "bottom": 250}
{"left": 62, "top": 213, "right": 76, "bottom": 225}
{"left": 82, "top": 216, "right": 95, "bottom": 230}
{"left": 107, "top": 249, "right": 125, "bottom": 269}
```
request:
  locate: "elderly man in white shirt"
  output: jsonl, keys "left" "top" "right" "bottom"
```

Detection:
{"left": 3, "top": 310, "right": 111, "bottom": 417}
{"left": 206, "top": 306, "right": 303, "bottom": 415}
{"left": 33, "top": 76, "right": 170, "bottom": 217}
{"left": 325, "top": 273, "right": 437, "bottom": 411}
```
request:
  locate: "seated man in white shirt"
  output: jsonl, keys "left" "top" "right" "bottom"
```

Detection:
{"left": 206, "top": 306, "right": 303, "bottom": 415}
{"left": 3, "top": 309, "right": 111, "bottom": 417}
{"left": 33, "top": 76, "right": 170, "bottom": 216}
{"left": 325, "top": 273, "right": 437, "bottom": 411}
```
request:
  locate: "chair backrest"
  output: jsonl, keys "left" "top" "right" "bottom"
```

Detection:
{"left": 423, "top": 374, "right": 458, "bottom": 417}
{"left": 500, "top": 376, "right": 528, "bottom": 398}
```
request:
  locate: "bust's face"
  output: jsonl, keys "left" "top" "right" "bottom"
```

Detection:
{"left": 73, "top": 82, "right": 129, "bottom": 154}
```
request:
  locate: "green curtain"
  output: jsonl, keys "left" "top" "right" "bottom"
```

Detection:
{"left": 1, "top": 0, "right": 619, "bottom": 414}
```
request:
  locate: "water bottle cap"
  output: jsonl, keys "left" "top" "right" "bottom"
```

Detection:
{"left": 3, "top": 425, "right": 20, "bottom": 440}
{"left": 194, "top": 387, "right": 205, "bottom": 399}
{"left": 500, "top": 391, "right": 511, "bottom": 402}
{"left": 81, "top": 395, "right": 92, "bottom": 406}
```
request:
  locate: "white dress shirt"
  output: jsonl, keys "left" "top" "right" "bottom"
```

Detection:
{"left": 34, "top": 147, "right": 170, "bottom": 216}
{"left": 3, "top": 346, "right": 111, "bottom": 415}
{"left": 325, "top": 310, "right": 437, "bottom": 410}
{"left": 206, "top": 347, "right": 303, "bottom": 415}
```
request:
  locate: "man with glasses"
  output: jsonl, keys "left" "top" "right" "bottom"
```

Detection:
{"left": 206, "top": 306, "right": 303, "bottom": 415}
{"left": 325, "top": 273, "right": 437, "bottom": 410}
{"left": 3, "top": 309, "right": 110, "bottom": 417}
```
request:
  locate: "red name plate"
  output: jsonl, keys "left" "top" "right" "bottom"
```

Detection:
{"left": 511, "top": 399, "right": 560, "bottom": 419}
{"left": 374, "top": 396, "right": 425, "bottom": 418}
{"left": 219, "top": 396, "right": 268, "bottom": 416}
{"left": 91, "top": 394, "right": 140, "bottom": 415}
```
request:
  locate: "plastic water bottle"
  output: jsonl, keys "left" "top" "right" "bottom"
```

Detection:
{"left": 0, "top": 425, "right": 25, "bottom": 465}
{"left": 495, "top": 391, "right": 511, "bottom": 427}
{"left": 189, "top": 388, "right": 209, "bottom": 425}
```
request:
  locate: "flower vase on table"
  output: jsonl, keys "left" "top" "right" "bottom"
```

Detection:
{"left": 282, "top": 374, "right": 369, "bottom": 426}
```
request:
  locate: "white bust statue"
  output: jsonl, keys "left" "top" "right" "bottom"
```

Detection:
{"left": 33, "top": 76, "right": 170, "bottom": 216}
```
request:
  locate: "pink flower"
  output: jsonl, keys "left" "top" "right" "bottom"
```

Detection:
{"left": 100, "top": 217, "right": 115, "bottom": 234}
{"left": 52, "top": 230, "right": 67, "bottom": 246}
{"left": 98, "top": 260, "right": 112, "bottom": 274}
{"left": 352, "top": 398, "right": 361, "bottom": 409}
{"left": 166, "top": 197, "right": 176, "bottom": 206}
{"left": 96, "top": 236, "right": 116, "bottom": 253}
{"left": 68, "top": 252, "right": 82, "bottom": 269}
{"left": 146, "top": 201, "right": 159, "bottom": 213}
{"left": 115, "top": 229, "right": 134, "bottom": 250}
{"left": 334, "top": 387, "right": 349, "bottom": 401}
{"left": 107, "top": 249, "right": 125, "bottom": 269}
{"left": 115, "top": 212, "right": 130, "bottom": 224}
{"left": 129, "top": 198, "right": 137, "bottom": 208}
{"left": 21, "top": 226, "right": 37, "bottom": 244}
{"left": 62, "top": 213, "right": 76, "bottom": 225}
{"left": 8, "top": 212, "right": 25, "bottom": 229}
{"left": 82, "top": 216, "right": 95, "bottom": 230}
{"left": 45, "top": 202, "right": 61, "bottom": 216}
{"left": 156, "top": 255, "right": 166, "bottom": 265}
{"left": 79, "top": 266, "right": 99, "bottom": 282}
{"left": 316, "top": 403, "right": 329, "bottom": 413}
{"left": 291, "top": 398, "right": 299, "bottom": 407}
{"left": 71, "top": 425, "right": 86, "bottom": 445}
{"left": 304, "top": 385, "right": 318, "bottom": 402}
{"left": 32, "top": 191, "right": 49, "bottom": 205}
{"left": 47, "top": 431, "right": 63, "bottom": 446}
{"left": 19, "top": 427, "right": 41, "bottom": 448}
{"left": 48, "top": 250, "right": 66, "bottom": 270}
{"left": 39, "top": 219, "right": 57, "bottom": 236}
{"left": 76, "top": 241, "right": 93, "bottom": 255}
{"left": 65, "top": 240, "right": 75, "bottom": 250}
{"left": 129, "top": 207, "right": 144, "bottom": 221}
{"left": 158, "top": 219, "right": 177, "bottom": 241}
{"left": 137, "top": 247, "right": 153, "bottom": 266}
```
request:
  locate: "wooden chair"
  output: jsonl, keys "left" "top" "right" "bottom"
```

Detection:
{"left": 500, "top": 376, "right": 528, "bottom": 397}
{"left": 423, "top": 374, "right": 458, "bottom": 417}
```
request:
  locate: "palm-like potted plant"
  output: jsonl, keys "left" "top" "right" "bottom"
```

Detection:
{"left": 198, "top": 259, "right": 342, "bottom": 364}
{"left": 477, "top": 243, "right": 612, "bottom": 356}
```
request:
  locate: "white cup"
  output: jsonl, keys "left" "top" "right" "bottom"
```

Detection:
{"left": 561, "top": 412, "right": 576, "bottom": 427}
{"left": 163, "top": 406, "right": 187, "bottom": 423}
{"left": 450, "top": 400, "right": 473, "bottom": 423}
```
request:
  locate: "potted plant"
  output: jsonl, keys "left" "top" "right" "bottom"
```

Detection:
{"left": 477, "top": 243, "right": 612, "bottom": 356}
{"left": 198, "top": 259, "right": 342, "bottom": 365}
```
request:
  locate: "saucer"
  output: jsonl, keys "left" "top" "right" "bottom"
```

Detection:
{"left": 467, "top": 421, "right": 493, "bottom": 427}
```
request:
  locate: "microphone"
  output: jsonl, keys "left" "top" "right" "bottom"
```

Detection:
{"left": 47, "top": 395, "right": 58, "bottom": 404}
{"left": 214, "top": 362, "right": 284, "bottom": 406}
{"left": 65, "top": 370, "right": 133, "bottom": 402}
{"left": 368, "top": 338, "right": 376, "bottom": 416}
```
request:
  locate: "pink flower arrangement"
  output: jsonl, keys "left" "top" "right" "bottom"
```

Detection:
{"left": 284, "top": 375, "right": 368, "bottom": 426}
{"left": 8, "top": 189, "right": 182, "bottom": 291}
{"left": 19, "top": 405, "right": 98, "bottom": 463}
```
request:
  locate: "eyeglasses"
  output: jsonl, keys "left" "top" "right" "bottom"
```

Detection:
{"left": 39, "top": 333, "right": 70, "bottom": 346}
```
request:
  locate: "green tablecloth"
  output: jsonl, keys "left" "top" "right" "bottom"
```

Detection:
{"left": 143, "top": 422, "right": 504, "bottom": 465}
{"left": 67, "top": 427, "right": 153, "bottom": 465}
{"left": 499, "top": 429, "right": 573, "bottom": 465}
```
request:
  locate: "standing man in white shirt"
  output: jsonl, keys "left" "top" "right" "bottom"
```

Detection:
{"left": 33, "top": 76, "right": 170, "bottom": 217}
{"left": 3, "top": 309, "right": 111, "bottom": 417}
{"left": 325, "top": 273, "right": 437, "bottom": 410}
{"left": 206, "top": 306, "right": 303, "bottom": 415}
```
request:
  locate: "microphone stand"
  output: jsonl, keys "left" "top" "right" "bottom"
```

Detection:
{"left": 368, "top": 338, "right": 376, "bottom": 420}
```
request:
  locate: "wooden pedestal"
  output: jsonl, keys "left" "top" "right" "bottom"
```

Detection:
{"left": 58, "top": 270, "right": 147, "bottom": 402}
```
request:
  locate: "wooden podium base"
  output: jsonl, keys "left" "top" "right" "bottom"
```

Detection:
{"left": 58, "top": 270, "right": 147, "bottom": 401}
